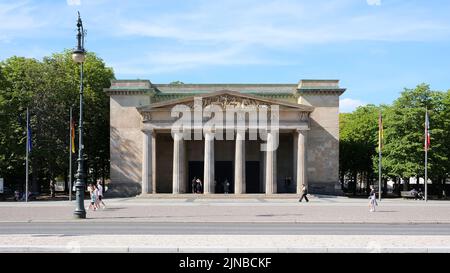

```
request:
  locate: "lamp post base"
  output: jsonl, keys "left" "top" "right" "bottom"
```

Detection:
{"left": 73, "top": 210, "right": 86, "bottom": 219}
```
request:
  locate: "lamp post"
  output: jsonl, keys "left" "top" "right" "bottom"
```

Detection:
{"left": 72, "top": 11, "right": 86, "bottom": 219}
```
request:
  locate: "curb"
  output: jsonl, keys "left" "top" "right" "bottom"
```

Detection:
{"left": 2, "top": 220, "right": 450, "bottom": 224}
{"left": 1, "top": 246, "right": 449, "bottom": 253}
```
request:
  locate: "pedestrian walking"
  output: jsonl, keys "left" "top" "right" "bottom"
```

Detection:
{"left": 96, "top": 179, "right": 106, "bottom": 209}
{"left": 298, "top": 185, "right": 309, "bottom": 202}
{"left": 14, "top": 190, "right": 20, "bottom": 201}
{"left": 191, "top": 177, "right": 197, "bottom": 193}
{"left": 369, "top": 185, "right": 377, "bottom": 212}
{"left": 50, "top": 179, "right": 56, "bottom": 198}
{"left": 87, "top": 184, "right": 98, "bottom": 211}
{"left": 196, "top": 178, "right": 202, "bottom": 193}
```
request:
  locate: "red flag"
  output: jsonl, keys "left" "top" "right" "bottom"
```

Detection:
{"left": 71, "top": 119, "right": 76, "bottom": 154}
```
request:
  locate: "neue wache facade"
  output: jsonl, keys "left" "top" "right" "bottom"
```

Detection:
{"left": 105, "top": 79, "right": 345, "bottom": 196}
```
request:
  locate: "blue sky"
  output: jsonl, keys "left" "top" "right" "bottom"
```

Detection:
{"left": 1, "top": 0, "right": 450, "bottom": 112}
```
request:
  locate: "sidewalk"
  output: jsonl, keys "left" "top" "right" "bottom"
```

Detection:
{"left": 1, "top": 234, "right": 450, "bottom": 253}
{"left": 2, "top": 196, "right": 450, "bottom": 253}
{"left": 1, "top": 196, "right": 450, "bottom": 223}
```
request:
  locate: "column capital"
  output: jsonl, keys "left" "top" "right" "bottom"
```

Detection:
{"left": 236, "top": 129, "right": 246, "bottom": 139}
{"left": 296, "top": 128, "right": 310, "bottom": 133}
{"left": 172, "top": 131, "right": 184, "bottom": 141}
{"left": 203, "top": 127, "right": 215, "bottom": 134}
{"left": 235, "top": 125, "right": 247, "bottom": 133}
{"left": 141, "top": 128, "right": 154, "bottom": 135}
{"left": 203, "top": 128, "right": 215, "bottom": 141}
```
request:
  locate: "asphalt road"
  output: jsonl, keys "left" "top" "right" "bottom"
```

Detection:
{"left": 1, "top": 222, "right": 450, "bottom": 235}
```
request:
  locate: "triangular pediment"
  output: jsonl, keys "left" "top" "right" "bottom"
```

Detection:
{"left": 137, "top": 90, "right": 313, "bottom": 112}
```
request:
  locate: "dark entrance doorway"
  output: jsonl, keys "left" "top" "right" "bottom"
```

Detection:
{"left": 246, "top": 161, "right": 261, "bottom": 193}
{"left": 215, "top": 161, "right": 234, "bottom": 193}
{"left": 188, "top": 161, "right": 204, "bottom": 193}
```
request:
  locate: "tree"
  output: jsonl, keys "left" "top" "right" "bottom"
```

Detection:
{"left": 339, "top": 104, "right": 380, "bottom": 194}
{"left": 0, "top": 51, "right": 114, "bottom": 193}
{"left": 382, "top": 84, "right": 446, "bottom": 194}
{"left": 169, "top": 81, "right": 184, "bottom": 85}
{"left": 0, "top": 57, "right": 38, "bottom": 190}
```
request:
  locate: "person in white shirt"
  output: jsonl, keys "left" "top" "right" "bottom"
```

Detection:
{"left": 96, "top": 179, "right": 106, "bottom": 209}
{"left": 88, "top": 184, "right": 97, "bottom": 211}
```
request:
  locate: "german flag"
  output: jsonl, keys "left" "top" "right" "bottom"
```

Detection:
{"left": 71, "top": 118, "right": 76, "bottom": 154}
{"left": 378, "top": 112, "right": 383, "bottom": 150}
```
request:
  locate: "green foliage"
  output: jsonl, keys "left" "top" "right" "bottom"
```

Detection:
{"left": 0, "top": 51, "right": 114, "bottom": 191}
{"left": 340, "top": 83, "right": 450, "bottom": 195}
{"left": 382, "top": 84, "right": 446, "bottom": 180}
{"left": 169, "top": 81, "right": 184, "bottom": 85}
{"left": 339, "top": 104, "right": 380, "bottom": 192}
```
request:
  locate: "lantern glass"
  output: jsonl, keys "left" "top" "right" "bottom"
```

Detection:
{"left": 72, "top": 52, "right": 85, "bottom": 63}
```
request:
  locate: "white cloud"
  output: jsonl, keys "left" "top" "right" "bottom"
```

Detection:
{"left": 117, "top": 0, "right": 449, "bottom": 49}
{"left": 340, "top": 98, "right": 367, "bottom": 113}
{"left": 67, "top": 0, "right": 81, "bottom": 6}
{"left": 112, "top": 0, "right": 450, "bottom": 73}
{"left": 0, "top": 2, "right": 45, "bottom": 34}
{"left": 367, "top": 0, "right": 381, "bottom": 6}
{"left": 110, "top": 44, "right": 292, "bottom": 75}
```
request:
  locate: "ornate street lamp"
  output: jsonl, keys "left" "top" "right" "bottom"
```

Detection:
{"left": 73, "top": 11, "right": 86, "bottom": 219}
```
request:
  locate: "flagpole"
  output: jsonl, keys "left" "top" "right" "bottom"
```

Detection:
{"left": 69, "top": 107, "right": 73, "bottom": 201}
{"left": 425, "top": 144, "right": 428, "bottom": 202}
{"left": 378, "top": 112, "right": 382, "bottom": 202}
{"left": 25, "top": 108, "right": 29, "bottom": 203}
{"left": 425, "top": 109, "right": 428, "bottom": 202}
{"left": 379, "top": 145, "right": 382, "bottom": 202}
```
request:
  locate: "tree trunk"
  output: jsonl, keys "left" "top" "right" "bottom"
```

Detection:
{"left": 443, "top": 177, "right": 448, "bottom": 199}
{"left": 366, "top": 172, "right": 370, "bottom": 194}
{"left": 395, "top": 177, "right": 401, "bottom": 196}
{"left": 31, "top": 161, "right": 39, "bottom": 193}
{"left": 440, "top": 176, "right": 445, "bottom": 199}
{"left": 64, "top": 170, "right": 68, "bottom": 194}
{"left": 403, "top": 177, "right": 409, "bottom": 191}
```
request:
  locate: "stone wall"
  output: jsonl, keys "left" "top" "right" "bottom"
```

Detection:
{"left": 108, "top": 95, "right": 150, "bottom": 197}
{"left": 298, "top": 94, "right": 341, "bottom": 195}
{"left": 107, "top": 81, "right": 343, "bottom": 197}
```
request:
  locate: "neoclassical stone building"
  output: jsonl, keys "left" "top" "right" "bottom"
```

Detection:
{"left": 105, "top": 79, "right": 345, "bottom": 196}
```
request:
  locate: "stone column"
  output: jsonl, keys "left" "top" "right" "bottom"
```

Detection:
{"left": 203, "top": 130, "right": 215, "bottom": 194}
{"left": 172, "top": 132, "right": 185, "bottom": 194}
{"left": 234, "top": 130, "right": 246, "bottom": 194}
{"left": 151, "top": 132, "right": 157, "bottom": 194}
{"left": 261, "top": 150, "right": 266, "bottom": 193}
{"left": 293, "top": 132, "right": 298, "bottom": 188}
{"left": 141, "top": 129, "right": 153, "bottom": 194}
{"left": 296, "top": 129, "right": 307, "bottom": 194}
{"left": 265, "top": 131, "right": 277, "bottom": 194}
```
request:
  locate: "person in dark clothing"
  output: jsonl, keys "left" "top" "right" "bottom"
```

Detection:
{"left": 298, "top": 185, "right": 309, "bottom": 202}
{"left": 196, "top": 178, "right": 202, "bottom": 193}
{"left": 191, "top": 177, "right": 197, "bottom": 193}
